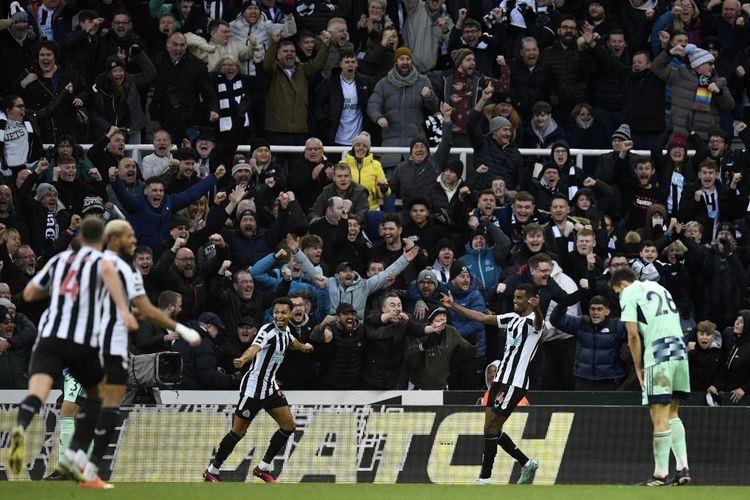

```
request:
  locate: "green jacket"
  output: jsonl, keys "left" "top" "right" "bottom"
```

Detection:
{"left": 404, "top": 325, "right": 477, "bottom": 389}
{"left": 263, "top": 40, "right": 329, "bottom": 134}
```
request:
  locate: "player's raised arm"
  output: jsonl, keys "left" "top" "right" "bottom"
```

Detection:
{"left": 440, "top": 291, "right": 497, "bottom": 325}
{"left": 22, "top": 279, "right": 49, "bottom": 302}
{"left": 529, "top": 295, "right": 543, "bottom": 331}
{"left": 234, "top": 344, "right": 262, "bottom": 368}
{"left": 100, "top": 260, "right": 138, "bottom": 332}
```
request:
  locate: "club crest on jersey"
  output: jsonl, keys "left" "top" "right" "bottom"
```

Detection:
{"left": 493, "top": 391, "right": 505, "bottom": 411}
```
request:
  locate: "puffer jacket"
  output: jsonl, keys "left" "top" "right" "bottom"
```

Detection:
{"left": 651, "top": 47, "right": 734, "bottom": 140}
{"left": 541, "top": 40, "right": 594, "bottom": 112}
{"left": 362, "top": 311, "right": 424, "bottom": 389}
{"left": 550, "top": 303, "right": 628, "bottom": 381}
{"left": 459, "top": 222, "right": 511, "bottom": 299}
{"left": 344, "top": 151, "right": 390, "bottom": 210}
{"left": 311, "top": 319, "right": 366, "bottom": 389}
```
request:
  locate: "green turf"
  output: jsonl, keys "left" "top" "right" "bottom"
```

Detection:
{"left": 3, "top": 483, "right": 750, "bottom": 500}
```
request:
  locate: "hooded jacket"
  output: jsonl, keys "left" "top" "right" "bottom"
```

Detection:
{"left": 446, "top": 278, "right": 486, "bottom": 359}
{"left": 344, "top": 151, "right": 390, "bottom": 210}
{"left": 404, "top": 323, "right": 477, "bottom": 389}
{"left": 721, "top": 311, "right": 750, "bottom": 393}
{"left": 460, "top": 222, "right": 511, "bottom": 299}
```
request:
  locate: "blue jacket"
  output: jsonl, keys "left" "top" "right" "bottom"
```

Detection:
{"left": 111, "top": 175, "right": 217, "bottom": 249}
{"left": 550, "top": 304, "right": 627, "bottom": 381}
{"left": 250, "top": 252, "right": 330, "bottom": 323}
{"left": 459, "top": 222, "right": 511, "bottom": 299}
{"left": 447, "top": 280, "right": 486, "bottom": 359}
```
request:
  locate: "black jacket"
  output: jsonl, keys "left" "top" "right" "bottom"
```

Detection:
{"left": 311, "top": 319, "right": 365, "bottom": 389}
{"left": 541, "top": 40, "right": 594, "bottom": 112}
{"left": 622, "top": 69, "right": 665, "bottom": 134}
{"left": 314, "top": 70, "right": 374, "bottom": 145}
{"left": 362, "top": 312, "right": 423, "bottom": 389}
{"left": 508, "top": 58, "right": 555, "bottom": 120}
{"left": 174, "top": 324, "right": 238, "bottom": 390}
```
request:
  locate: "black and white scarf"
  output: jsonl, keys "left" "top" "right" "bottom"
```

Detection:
{"left": 215, "top": 75, "right": 250, "bottom": 132}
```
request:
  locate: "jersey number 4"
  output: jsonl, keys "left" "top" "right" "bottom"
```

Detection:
{"left": 646, "top": 290, "right": 678, "bottom": 316}
{"left": 61, "top": 270, "right": 79, "bottom": 299}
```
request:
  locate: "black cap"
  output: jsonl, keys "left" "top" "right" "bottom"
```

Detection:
{"left": 718, "top": 221, "right": 735, "bottom": 234}
{"left": 335, "top": 302, "right": 356, "bottom": 315}
{"left": 427, "top": 307, "right": 448, "bottom": 323}
{"left": 238, "top": 317, "right": 258, "bottom": 328}
{"left": 171, "top": 215, "right": 190, "bottom": 229}
{"left": 199, "top": 312, "right": 226, "bottom": 331}
{"left": 335, "top": 261, "right": 354, "bottom": 273}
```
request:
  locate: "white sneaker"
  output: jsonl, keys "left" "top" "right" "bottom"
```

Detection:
{"left": 475, "top": 477, "right": 491, "bottom": 485}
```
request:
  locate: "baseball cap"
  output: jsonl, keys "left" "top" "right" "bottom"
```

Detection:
{"left": 417, "top": 268, "right": 438, "bottom": 283}
{"left": 335, "top": 261, "right": 354, "bottom": 273}
{"left": 198, "top": 312, "right": 225, "bottom": 331}
{"left": 335, "top": 302, "right": 356, "bottom": 315}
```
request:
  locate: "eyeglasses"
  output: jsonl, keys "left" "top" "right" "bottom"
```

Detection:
{"left": 175, "top": 257, "right": 194, "bottom": 262}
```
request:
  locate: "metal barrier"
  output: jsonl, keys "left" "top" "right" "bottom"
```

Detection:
{"left": 72, "top": 144, "right": 674, "bottom": 172}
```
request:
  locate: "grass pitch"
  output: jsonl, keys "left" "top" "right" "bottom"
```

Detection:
{"left": 3, "top": 483, "right": 750, "bottom": 500}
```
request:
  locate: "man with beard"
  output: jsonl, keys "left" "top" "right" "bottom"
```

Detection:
{"left": 216, "top": 317, "right": 258, "bottom": 377}
{"left": 141, "top": 130, "right": 174, "bottom": 179}
{"left": 110, "top": 165, "right": 225, "bottom": 249}
{"left": 152, "top": 240, "right": 227, "bottom": 321}
{"left": 95, "top": 10, "right": 147, "bottom": 74}
{"left": 0, "top": 185, "right": 29, "bottom": 242}
{"left": 287, "top": 138, "right": 335, "bottom": 212}
{"left": 161, "top": 147, "right": 199, "bottom": 194}
{"left": 263, "top": 29, "right": 329, "bottom": 149}
{"left": 289, "top": 232, "right": 419, "bottom": 320}
{"left": 623, "top": 51, "right": 665, "bottom": 150}
{"left": 88, "top": 126, "right": 126, "bottom": 180}
{"left": 541, "top": 15, "right": 594, "bottom": 115}
{"left": 134, "top": 290, "right": 183, "bottom": 354}
{"left": 275, "top": 294, "right": 318, "bottom": 389}
{"left": 509, "top": 37, "right": 556, "bottom": 121}
{"left": 210, "top": 268, "right": 290, "bottom": 335}
{"left": 9, "top": 245, "right": 35, "bottom": 292}
{"left": 440, "top": 49, "right": 480, "bottom": 147}
{"left": 408, "top": 268, "right": 443, "bottom": 320}
{"left": 106, "top": 157, "right": 144, "bottom": 217}
{"left": 615, "top": 144, "right": 667, "bottom": 231}
{"left": 367, "top": 47, "right": 439, "bottom": 168}
{"left": 311, "top": 302, "right": 366, "bottom": 389}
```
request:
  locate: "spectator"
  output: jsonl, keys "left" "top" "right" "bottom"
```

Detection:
{"left": 275, "top": 293, "right": 319, "bottom": 388}
{"left": 407, "top": 268, "right": 443, "bottom": 319}
{"left": 309, "top": 162, "right": 369, "bottom": 223}
{"left": 541, "top": 15, "right": 595, "bottom": 115}
{"left": 161, "top": 147, "right": 199, "bottom": 194}
{"left": 692, "top": 125, "right": 750, "bottom": 192}
{"left": 175, "top": 312, "right": 239, "bottom": 389}
{"left": 50, "top": 155, "right": 107, "bottom": 215}
{"left": 460, "top": 221, "right": 511, "bottom": 299}
{"left": 134, "top": 245, "right": 159, "bottom": 302}
{"left": 150, "top": 31, "right": 219, "bottom": 143}
{"left": 716, "top": 310, "right": 750, "bottom": 403}
{"left": 366, "top": 46, "right": 439, "bottom": 167}
{"left": 87, "top": 126, "right": 126, "bottom": 179}
{"left": 550, "top": 294, "right": 629, "bottom": 390}
{"left": 0, "top": 3, "right": 37, "bottom": 95}
{"left": 210, "top": 267, "right": 288, "bottom": 335}
{"left": 623, "top": 51, "right": 666, "bottom": 149}
{"left": 7, "top": 244, "right": 34, "bottom": 293}
{"left": 60, "top": 9, "right": 103, "bottom": 85}
{"left": 0, "top": 305, "right": 27, "bottom": 389}
{"left": 360, "top": 25, "right": 398, "bottom": 81}
{"left": 321, "top": 17, "right": 354, "bottom": 79}
{"left": 140, "top": 130, "right": 174, "bottom": 180}
{"left": 311, "top": 302, "right": 366, "bottom": 389}
{"left": 185, "top": 19, "right": 252, "bottom": 72}
{"left": 343, "top": 132, "right": 389, "bottom": 211}
{"left": 0, "top": 95, "right": 44, "bottom": 177}
{"left": 447, "top": 11, "right": 503, "bottom": 78}
{"left": 704, "top": 0, "right": 750, "bottom": 64}
{"left": 688, "top": 319, "right": 723, "bottom": 394}
{"left": 314, "top": 50, "right": 373, "bottom": 147}
{"left": 89, "top": 51, "right": 156, "bottom": 143}
{"left": 518, "top": 100, "right": 567, "bottom": 149}
{"left": 309, "top": 196, "right": 347, "bottom": 266}
{"left": 362, "top": 292, "right": 422, "bottom": 389}
{"left": 109, "top": 165, "right": 225, "bottom": 249}
{"left": 134, "top": 290, "right": 182, "bottom": 354}
{"left": 389, "top": 104, "right": 453, "bottom": 209}
{"left": 445, "top": 261, "right": 486, "bottom": 389}
{"left": 351, "top": 0, "right": 393, "bottom": 55}
{"left": 652, "top": 131, "right": 695, "bottom": 218}
{"left": 263, "top": 29, "right": 329, "bottom": 147}
{"left": 509, "top": 36, "right": 556, "bottom": 121}
{"left": 216, "top": 316, "right": 257, "bottom": 377}
{"left": 289, "top": 232, "right": 419, "bottom": 319}
{"left": 95, "top": 10, "right": 147, "bottom": 75}
{"left": 405, "top": 306, "right": 478, "bottom": 389}
{"left": 106, "top": 157, "right": 145, "bottom": 218}
{"left": 287, "top": 138, "right": 334, "bottom": 212}
{"left": 467, "top": 85, "right": 523, "bottom": 190}
{"left": 39, "top": 134, "right": 97, "bottom": 184}
{"left": 403, "top": 0, "right": 452, "bottom": 74}
{"left": 211, "top": 55, "right": 260, "bottom": 144}
{"left": 565, "top": 103, "right": 612, "bottom": 176}
{"left": 651, "top": 42, "right": 734, "bottom": 140}
{"left": 427, "top": 159, "right": 472, "bottom": 241}
{"left": 678, "top": 159, "right": 737, "bottom": 243}
{"left": 230, "top": 0, "right": 296, "bottom": 71}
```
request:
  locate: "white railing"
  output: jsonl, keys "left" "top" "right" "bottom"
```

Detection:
{"left": 73, "top": 144, "right": 675, "bottom": 171}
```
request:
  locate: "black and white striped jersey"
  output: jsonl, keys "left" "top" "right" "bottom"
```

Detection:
{"left": 31, "top": 247, "right": 107, "bottom": 348}
{"left": 495, "top": 311, "right": 542, "bottom": 389}
{"left": 100, "top": 250, "right": 146, "bottom": 358}
{"left": 239, "top": 322, "right": 295, "bottom": 400}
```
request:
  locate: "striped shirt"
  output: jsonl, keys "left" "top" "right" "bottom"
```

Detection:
{"left": 31, "top": 247, "right": 107, "bottom": 348}
{"left": 100, "top": 250, "right": 146, "bottom": 358}
{"left": 239, "top": 322, "right": 295, "bottom": 400}
{"left": 495, "top": 311, "right": 542, "bottom": 389}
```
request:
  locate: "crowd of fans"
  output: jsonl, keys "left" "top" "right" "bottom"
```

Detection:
{"left": 0, "top": 0, "right": 749, "bottom": 401}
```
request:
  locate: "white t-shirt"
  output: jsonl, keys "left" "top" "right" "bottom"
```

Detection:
{"left": 2, "top": 120, "right": 30, "bottom": 168}
{"left": 335, "top": 76, "right": 362, "bottom": 146}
